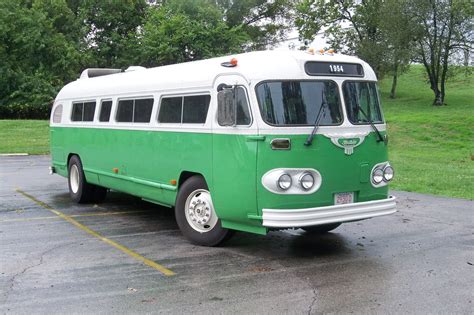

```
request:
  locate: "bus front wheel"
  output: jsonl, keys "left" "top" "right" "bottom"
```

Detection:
{"left": 175, "top": 175, "right": 233, "bottom": 246}
{"left": 68, "top": 155, "right": 107, "bottom": 204}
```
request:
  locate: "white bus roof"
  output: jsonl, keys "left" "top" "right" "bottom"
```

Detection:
{"left": 55, "top": 50, "right": 377, "bottom": 101}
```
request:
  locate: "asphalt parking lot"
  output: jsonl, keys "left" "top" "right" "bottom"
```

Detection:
{"left": 1, "top": 155, "right": 473, "bottom": 314}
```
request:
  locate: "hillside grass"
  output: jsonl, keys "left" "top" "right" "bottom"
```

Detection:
{"left": 0, "top": 120, "right": 49, "bottom": 155}
{"left": 380, "top": 65, "right": 473, "bottom": 200}
{"left": 0, "top": 66, "right": 472, "bottom": 199}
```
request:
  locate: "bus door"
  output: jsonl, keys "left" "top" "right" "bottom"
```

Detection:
{"left": 211, "top": 75, "right": 260, "bottom": 230}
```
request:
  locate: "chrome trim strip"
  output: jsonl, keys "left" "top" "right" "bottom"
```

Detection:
{"left": 262, "top": 196, "right": 396, "bottom": 228}
{"left": 83, "top": 167, "right": 177, "bottom": 191}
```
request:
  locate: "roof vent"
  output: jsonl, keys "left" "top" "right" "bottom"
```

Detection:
{"left": 79, "top": 68, "right": 122, "bottom": 79}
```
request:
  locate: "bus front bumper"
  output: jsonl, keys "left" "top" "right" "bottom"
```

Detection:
{"left": 262, "top": 196, "right": 396, "bottom": 228}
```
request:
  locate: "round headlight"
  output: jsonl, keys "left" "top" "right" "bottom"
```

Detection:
{"left": 299, "top": 173, "right": 314, "bottom": 190}
{"left": 278, "top": 173, "right": 292, "bottom": 190}
{"left": 383, "top": 165, "right": 394, "bottom": 181}
{"left": 372, "top": 168, "right": 384, "bottom": 184}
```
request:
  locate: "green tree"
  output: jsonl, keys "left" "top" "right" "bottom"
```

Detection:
{"left": 77, "top": 0, "right": 148, "bottom": 68}
{"left": 0, "top": 1, "right": 82, "bottom": 107}
{"left": 379, "top": 0, "right": 418, "bottom": 99}
{"left": 409, "top": 0, "right": 473, "bottom": 105}
{"left": 137, "top": 0, "right": 248, "bottom": 67}
{"left": 295, "top": 0, "right": 416, "bottom": 84}
{"left": 217, "top": 0, "right": 293, "bottom": 50}
{"left": 296, "top": 0, "right": 387, "bottom": 77}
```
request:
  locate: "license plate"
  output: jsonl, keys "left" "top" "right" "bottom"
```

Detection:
{"left": 334, "top": 192, "right": 354, "bottom": 205}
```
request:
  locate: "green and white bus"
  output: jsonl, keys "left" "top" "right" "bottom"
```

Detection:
{"left": 50, "top": 50, "right": 396, "bottom": 246}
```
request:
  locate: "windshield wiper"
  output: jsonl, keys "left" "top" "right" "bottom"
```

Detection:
{"left": 304, "top": 92, "right": 327, "bottom": 146}
{"left": 357, "top": 105, "right": 385, "bottom": 143}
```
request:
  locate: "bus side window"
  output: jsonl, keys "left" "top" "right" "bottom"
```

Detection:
{"left": 183, "top": 95, "right": 210, "bottom": 124}
{"left": 116, "top": 99, "right": 134, "bottom": 122}
{"left": 83, "top": 102, "right": 96, "bottom": 121}
{"left": 235, "top": 87, "right": 251, "bottom": 125}
{"left": 71, "top": 101, "right": 96, "bottom": 122}
{"left": 99, "top": 100, "right": 112, "bottom": 122}
{"left": 52, "top": 104, "right": 63, "bottom": 123}
{"left": 158, "top": 97, "right": 182, "bottom": 123}
{"left": 71, "top": 102, "right": 83, "bottom": 121}
{"left": 134, "top": 98, "right": 154, "bottom": 123}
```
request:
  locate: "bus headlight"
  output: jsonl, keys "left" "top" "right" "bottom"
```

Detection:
{"left": 262, "top": 168, "right": 322, "bottom": 194}
{"left": 383, "top": 165, "right": 394, "bottom": 182}
{"left": 372, "top": 168, "right": 384, "bottom": 184}
{"left": 299, "top": 173, "right": 314, "bottom": 190}
{"left": 278, "top": 173, "right": 292, "bottom": 190}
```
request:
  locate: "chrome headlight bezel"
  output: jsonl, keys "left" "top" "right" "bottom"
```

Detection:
{"left": 383, "top": 165, "right": 394, "bottom": 182}
{"left": 277, "top": 173, "right": 292, "bottom": 190}
{"left": 262, "top": 168, "right": 322, "bottom": 194}
{"left": 299, "top": 172, "right": 315, "bottom": 190}
{"left": 372, "top": 168, "right": 384, "bottom": 184}
{"left": 371, "top": 162, "right": 394, "bottom": 188}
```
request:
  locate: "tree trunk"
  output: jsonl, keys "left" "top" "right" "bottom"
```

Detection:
{"left": 390, "top": 63, "right": 399, "bottom": 99}
{"left": 390, "top": 73, "right": 398, "bottom": 99}
{"left": 433, "top": 87, "right": 443, "bottom": 106}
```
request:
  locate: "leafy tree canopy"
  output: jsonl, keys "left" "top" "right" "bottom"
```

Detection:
{"left": 0, "top": 0, "right": 291, "bottom": 109}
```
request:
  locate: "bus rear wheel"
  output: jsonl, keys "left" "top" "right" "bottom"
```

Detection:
{"left": 68, "top": 155, "right": 107, "bottom": 204}
{"left": 301, "top": 223, "right": 341, "bottom": 234}
{"left": 175, "top": 175, "right": 233, "bottom": 246}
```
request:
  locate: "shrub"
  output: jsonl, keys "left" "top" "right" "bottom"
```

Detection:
{"left": 0, "top": 103, "right": 51, "bottom": 119}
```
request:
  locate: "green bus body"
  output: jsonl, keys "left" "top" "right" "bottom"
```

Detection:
{"left": 50, "top": 51, "right": 395, "bottom": 237}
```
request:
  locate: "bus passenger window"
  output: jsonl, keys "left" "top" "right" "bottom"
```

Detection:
{"left": 235, "top": 87, "right": 251, "bottom": 125}
{"left": 183, "top": 95, "right": 210, "bottom": 123}
{"left": 116, "top": 99, "right": 134, "bottom": 122}
{"left": 99, "top": 100, "right": 112, "bottom": 122}
{"left": 71, "top": 102, "right": 83, "bottom": 121}
{"left": 83, "top": 102, "right": 96, "bottom": 121}
{"left": 71, "top": 101, "right": 96, "bottom": 122}
{"left": 158, "top": 97, "right": 182, "bottom": 123}
{"left": 134, "top": 98, "right": 154, "bottom": 123}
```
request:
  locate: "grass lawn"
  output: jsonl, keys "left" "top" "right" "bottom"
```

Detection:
{"left": 380, "top": 65, "right": 473, "bottom": 200}
{"left": 0, "top": 120, "right": 49, "bottom": 155}
{"left": 0, "top": 66, "right": 472, "bottom": 199}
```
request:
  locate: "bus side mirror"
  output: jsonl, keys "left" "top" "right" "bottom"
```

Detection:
{"left": 217, "top": 88, "right": 236, "bottom": 126}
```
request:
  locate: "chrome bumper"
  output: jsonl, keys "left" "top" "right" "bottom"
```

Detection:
{"left": 262, "top": 196, "right": 396, "bottom": 228}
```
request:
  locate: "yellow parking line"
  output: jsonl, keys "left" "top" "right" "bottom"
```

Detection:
{"left": 0, "top": 210, "right": 148, "bottom": 223}
{"left": 16, "top": 189, "right": 176, "bottom": 276}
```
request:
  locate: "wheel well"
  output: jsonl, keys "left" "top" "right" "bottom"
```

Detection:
{"left": 178, "top": 171, "right": 204, "bottom": 188}
{"left": 67, "top": 153, "right": 79, "bottom": 166}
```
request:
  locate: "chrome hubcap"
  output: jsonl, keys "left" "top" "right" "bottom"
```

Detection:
{"left": 184, "top": 189, "right": 218, "bottom": 233}
{"left": 70, "top": 165, "right": 80, "bottom": 194}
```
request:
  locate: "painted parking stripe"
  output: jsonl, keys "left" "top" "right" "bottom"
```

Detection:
{"left": 16, "top": 189, "right": 176, "bottom": 276}
{"left": 0, "top": 210, "right": 148, "bottom": 223}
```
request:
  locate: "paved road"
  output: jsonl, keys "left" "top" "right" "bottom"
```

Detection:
{"left": 0, "top": 155, "right": 473, "bottom": 314}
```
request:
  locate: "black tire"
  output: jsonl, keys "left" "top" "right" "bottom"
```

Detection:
{"left": 68, "top": 155, "right": 107, "bottom": 203}
{"left": 175, "top": 175, "right": 233, "bottom": 246}
{"left": 68, "top": 155, "right": 93, "bottom": 203}
{"left": 301, "top": 223, "right": 341, "bottom": 234}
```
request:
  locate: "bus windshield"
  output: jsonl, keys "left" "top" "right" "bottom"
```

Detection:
{"left": 343, "top": 81, "right": 384, "bottom": 124}
{"left": 255, "top": 81, "right": 342, "bottom": 126}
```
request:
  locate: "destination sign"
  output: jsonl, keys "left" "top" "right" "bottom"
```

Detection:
{"left": 305, "top": 62, "right": 364, "bottom": 77}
